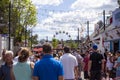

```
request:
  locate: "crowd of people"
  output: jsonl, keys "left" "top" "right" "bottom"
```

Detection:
{"left": 0, "top": 43, "right": 120, "bottom": 80}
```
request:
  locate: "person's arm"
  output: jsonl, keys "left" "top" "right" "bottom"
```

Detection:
{"left": 101, "top": 59, "right": 105, "bottom": 72}
{"left": 10, "top": 67, "right": 15, "bottom": 80}
{"left": 74, "top": 66, "right": 79, "bottom": 79}
{"left": 33, "top": 76, "right": 39, "bottom": 80}
{"left": 30, "top": 62, "right": 35, "bottom": 69}
{"left": 116, "top": 62, "right": 120, "bottom": 67}
{"left": 58, "top": 76, "right": 64, "bottom": 80}
{"left": 88, "top": 60, "right": 91, "bottom": 76}
{"left": 32, "top": 63, "right": 39, "bottom": 80}
{"left": 114, "top": 62, "right": 120, "bottom": 68}
{"left": 58, "top": 62, "right": 64, "bottom": 80}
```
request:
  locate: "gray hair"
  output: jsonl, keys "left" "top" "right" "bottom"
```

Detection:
{"left": 5, "top": 51, "right": 14, "bottom": 56}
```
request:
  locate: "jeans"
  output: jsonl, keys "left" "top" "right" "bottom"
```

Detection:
{"left": 116, "top": 70, "right": 120, "bottom": 77}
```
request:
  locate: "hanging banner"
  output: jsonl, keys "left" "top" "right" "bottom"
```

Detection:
{"left": 104, "top": 42, "right": 110, "bottom": 51}
{"left": 102, "top": 28, "right": 120, "bottom": 41}
{"left": 112, "top": 8, "right": 120, "bottom": 28}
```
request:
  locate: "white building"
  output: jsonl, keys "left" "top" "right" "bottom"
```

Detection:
{"left": 0, "top": 34, "right": 14, "bottom": 57}
{"left": 90, "top": 8, "right": 120, "bottom": 54}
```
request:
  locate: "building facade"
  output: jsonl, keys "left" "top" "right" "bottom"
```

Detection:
{"left": 91, "top": 8, "right": 120, "bottom": 54}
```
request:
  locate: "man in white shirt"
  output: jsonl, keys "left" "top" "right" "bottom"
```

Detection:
{"left": 60, "top": 46, "right": 78, "bottom": 80}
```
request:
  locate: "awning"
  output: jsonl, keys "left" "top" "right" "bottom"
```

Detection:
{"left": 33, "top": 48, "right": 43, "bottom": 52}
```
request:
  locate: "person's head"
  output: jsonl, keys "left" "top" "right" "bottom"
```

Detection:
{"left": 1, "top": 49, "right": 6, "bottom": 60}
{"left": 34, "top": 54, "right": 40, "bottom": 60}
{"left": 42, "top": 43, "right": 52, "bottom": 54}
{"left": 64, "top": 46, "right": 71, "bottom": 53}
{"left": 85, "top": 51, "right": 89, "bottom": 55}
{"left": 77, "top": 50, "right": 80, "bottom": 54}
{"left": 107, "top": 52, "right": 112, "bottom": 56}
{"left": 105, "top": 48, "right": 108, "bottom": 52}
{"left": 116, "top": 50, "right": 120, "bottom": 57}
{"left": 4, "top": 51, "right": 14, "bottom": 64}
{"left": 92, "top": 44, "right": 98, "bottom": 50}
{"left": 18, "top": 48, "right": 31, "bottom": 62}
{"left": 58, "top": 51, "right": 63, "bottom": 57}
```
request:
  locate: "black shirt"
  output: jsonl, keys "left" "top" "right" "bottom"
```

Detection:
{"left": 90, "top": 52, "right": 103, "bottom": 71}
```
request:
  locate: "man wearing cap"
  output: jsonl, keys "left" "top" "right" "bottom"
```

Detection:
{"left": 88, "top": 44, "right": 104, "bottom": 80}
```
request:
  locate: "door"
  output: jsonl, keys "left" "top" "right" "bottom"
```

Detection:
{"left": 113, "top": 40, "right": 119, "bottom": 53}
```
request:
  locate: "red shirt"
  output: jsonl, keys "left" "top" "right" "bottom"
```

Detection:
{"left": 83, "top": 55, "right": 89, "bottom": 71}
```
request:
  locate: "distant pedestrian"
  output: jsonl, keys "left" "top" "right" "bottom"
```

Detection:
{"left": 72, "top": 50, "right": 83, "bottom": 79}
{"left": 83, "top": 51, "right": 90, "bottom": 80}
{"left": 88, "top": 44, "right": 104, "bottom": 80}
{"left": 114, "top": 50, "right": 120, "bottom": 79}
{"left": 60, "top": 46, "right": 78, "bottom": 80}
{"left": 0, "top": 49, "right": 6, "bottom": 67}
{"left": 106, "top": 52, "right": 114, "bottom": 78}
{"left": 33, "top": 43, "right": 64, "bottom": 80}
{"left": 0, "top": 51, "right": 14, "bottom": 80}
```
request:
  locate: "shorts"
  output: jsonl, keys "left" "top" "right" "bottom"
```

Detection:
{"left": 90, "top": 71, "right": 102, "bottom": 80}
{"left": 84, "top": 71, "right": 89, "bottom": 79}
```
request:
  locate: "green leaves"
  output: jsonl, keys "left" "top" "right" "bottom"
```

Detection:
{"left": 0, "top": 0, "right": 37, "bottom": 46}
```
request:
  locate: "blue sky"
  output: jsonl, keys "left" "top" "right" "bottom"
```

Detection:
{"left": 31, "top": 0, "right": 119, "bottom": 41}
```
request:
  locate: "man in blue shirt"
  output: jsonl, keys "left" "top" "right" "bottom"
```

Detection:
{"left": 33, "top": 43, "right": 64, "bottom": 80}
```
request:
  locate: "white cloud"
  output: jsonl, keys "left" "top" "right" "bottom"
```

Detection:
{"left": 71, "top": 0, "right": 118, "bottom": 9}
{"left": 32, "top": 0, "right": 119, "bottom": 41}
{"left": 33, "top": 9, "right": 98, "bottom": 40}
{"left": 31, "top": 0, "right": 63, "bottom": 6}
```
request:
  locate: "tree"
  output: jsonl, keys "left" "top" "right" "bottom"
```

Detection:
{"left": 28, "top": 34, "right": 39, "bottom": 47}
{"left": 12, "top": 0, "right": 37, "bottom": 46}
{"left": 0, "top": 0, "right": 37, "bottom": 46}
{"left": 65, "top": 40, "right": 78, "bottom": 49}
{"left": 52, "top": 38, "right": 59, "bottom": 49}
{"left": 0, "top": 0, "right": 9, "bottom": 34}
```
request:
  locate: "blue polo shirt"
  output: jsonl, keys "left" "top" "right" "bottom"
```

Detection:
{"left": 33, "top": 54, "right": 64, "bottom": 80}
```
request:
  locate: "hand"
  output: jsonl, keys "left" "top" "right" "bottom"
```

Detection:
{"left": 75, "top": 75, "right": 79, "bottom": 80}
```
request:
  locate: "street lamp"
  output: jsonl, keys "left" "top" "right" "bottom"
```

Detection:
{"left": 87, "top": 21, "right": 89, "bottom": 40}
{"left": 8, "top": 0, "right": 13, "bottom": 50}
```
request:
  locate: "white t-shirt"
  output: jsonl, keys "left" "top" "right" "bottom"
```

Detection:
{"left": 60, "top": 53, "right": 78, "bottom": 79}
{"left": 72, "top": 52, "right": 83, "bottom": 63}
{"left": 0, "top": 58, "right": 5, "bottom": 68}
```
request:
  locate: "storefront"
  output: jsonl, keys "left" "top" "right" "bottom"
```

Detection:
{"left": 103, "top": 28, "right": 120, "bottom": 53}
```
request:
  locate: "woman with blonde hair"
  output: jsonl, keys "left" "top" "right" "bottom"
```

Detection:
{"left": 13, "top": 47, "right": 34, "bottom": 80}
{"left": 0, "top": 51, "right": 14, "bottom": 80}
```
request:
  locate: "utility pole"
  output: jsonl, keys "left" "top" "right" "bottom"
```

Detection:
{"left": 46, "top": 36, "right": 48, "bottom": 42}
{"left": 78, "top": 28, "right": 79, "bottom": 46}
{"left": 30, "top": 29, "right": 32, "bottom": 49}
{"left": 87, "top": 21, "right": 89, "bottom": 40}
{"left": 25, "top": 26, "right": 27, "bottom": 47}
{"left": 103, "top": 10, "right": 106, "bottom": 31}
{"left": 118, "top": 0, "right": 120, "bottom": 8}
{"left": 8, "top": 1, "right": 11, "bottom": 50}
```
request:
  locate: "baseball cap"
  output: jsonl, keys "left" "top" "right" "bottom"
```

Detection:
{"left": 92, "top": 44, "right": 98, "bottom": 50}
